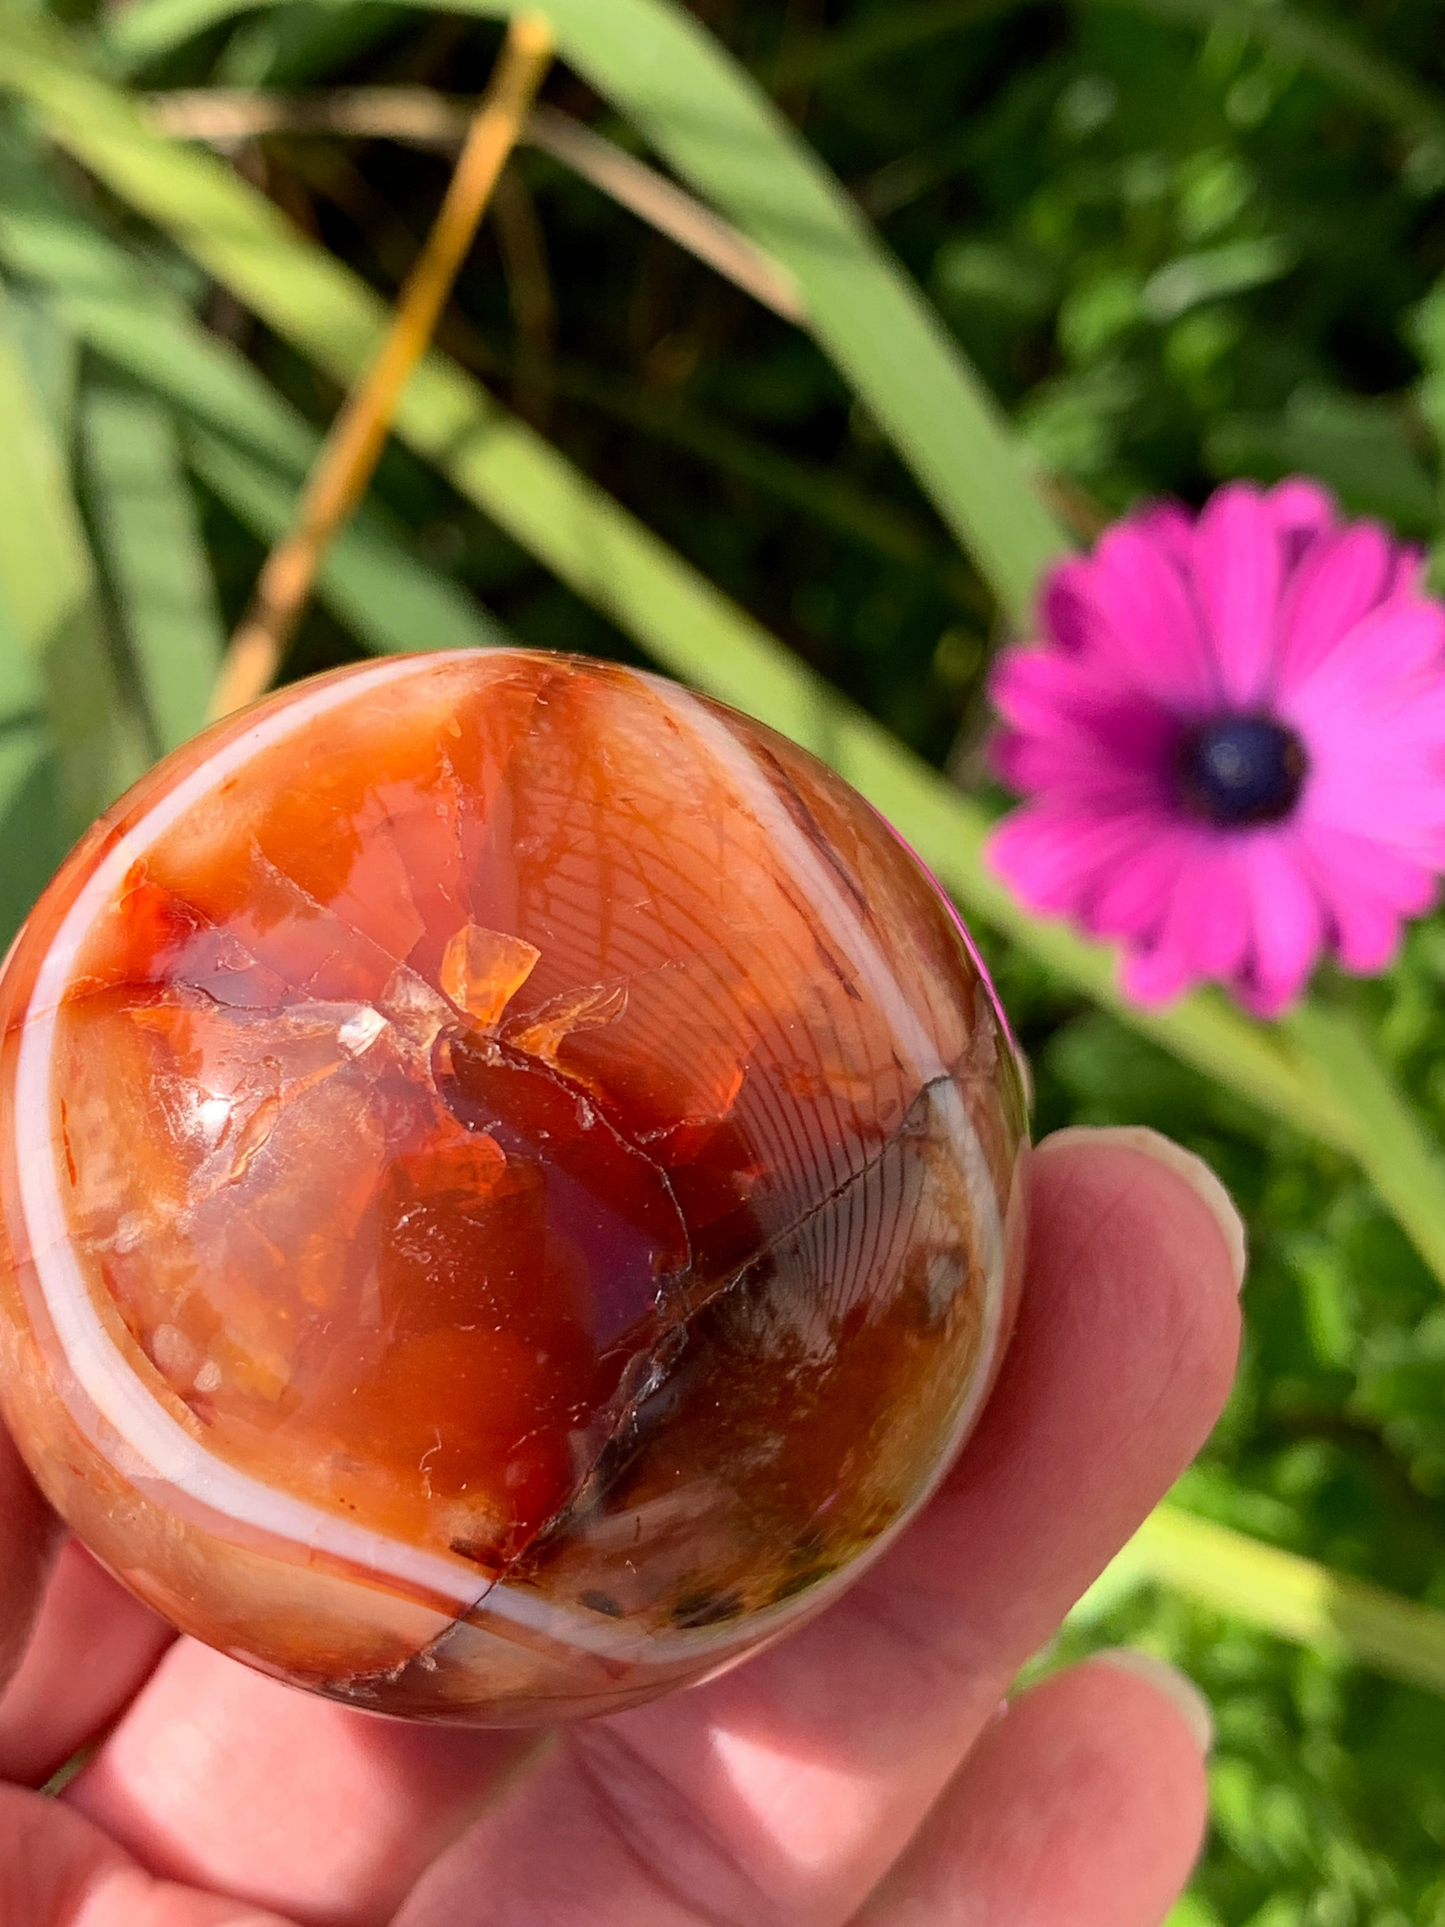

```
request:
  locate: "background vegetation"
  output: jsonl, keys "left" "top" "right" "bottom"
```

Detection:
{"left": 4, "top": 0, "right": 1445, "bottom": 1918}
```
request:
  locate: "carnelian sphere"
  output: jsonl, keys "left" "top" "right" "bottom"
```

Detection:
{"left": 0, "top": 650, "right": 1027, "bottom": 1724}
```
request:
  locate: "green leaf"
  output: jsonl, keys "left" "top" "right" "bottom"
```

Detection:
{"left": 101, "top": 0, "right": 275, "bottom": 75}
{"left": 1103, "top": 1504, "right": 1445, "bottom": 1702}
{"left": 0, "top": 290, "right": 90, "bottom": 682}
{"left": 1141, "top": 236, "right": 1298, "bottom": 323}
{"left": 1163, "top": 1896, "right": 1223, "bottom": 1927}
{"left": 0, "top": 282, "right": 145, "bottom": 837}
{"left": 0, "top": 716, "right": 62, "bottom": 950}
{"left": 1283, "top": 1001, "right": 1445, "bottom": 1304}
{"left": 3, "top": 280, "right": 78, "bottom": 436}
{"left": 83, "top": 380, "right": 225, "bottom": 753}
{"left": 1102, "top": 0, "right": 1445, "bottom": 148}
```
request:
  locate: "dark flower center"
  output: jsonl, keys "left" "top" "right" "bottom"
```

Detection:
{"left": 1175, "top": 716, "right": 1308, "bottom": 827}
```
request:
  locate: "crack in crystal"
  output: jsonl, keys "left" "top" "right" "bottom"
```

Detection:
{"left": 247, "top": 845, "right": 408, "bottom": 993}
{"left": 474, "top": 1051, "right": 975, "bottom": 1609}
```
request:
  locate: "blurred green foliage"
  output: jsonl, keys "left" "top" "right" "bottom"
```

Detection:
{"left": 4, "top": 0, "right": 1445, "bottom": 1918}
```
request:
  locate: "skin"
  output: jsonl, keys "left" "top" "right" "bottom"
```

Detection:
{"left": 0, "top": 1128, "right": 1241, "bottom": 1927}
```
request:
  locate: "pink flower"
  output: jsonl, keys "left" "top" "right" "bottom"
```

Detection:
{"left": 987, "top": 479, "right": 1445, "bottom": 1016}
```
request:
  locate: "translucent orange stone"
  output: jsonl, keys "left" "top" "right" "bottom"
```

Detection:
{"left": 0, "top": 651, "right": 1028, "bottom": 1723}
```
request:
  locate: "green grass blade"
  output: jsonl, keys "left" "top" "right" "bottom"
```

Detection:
{"left": 0, "top": 717, "right": 63, "bottom": 949}
{"left": 1283, "top": 1002, "right": 1445, "bottom": 1297}
{"left": 1, "top": 127, "right": 973, "bottom": 613}
{"left": 0, "top": 126, "right": 312, "bottom": 468}
{"left": 0, "top": 284, "right": 145, "bottom": 836}
{"left": 101, "top": 0, "right": 262, "bottom": 74}
{"left": 1091, "top": 1505, "right": 1445, "bottom": 1702}
{"left": 4, "top": 280, "right": 78, "bottom": 437}
{"left": 104, "top": 0, "right": 1445, "bottom": 155}
{"left": 532, "top": 354, "right": 988, "bottom": 606}
{"left": 0, "top": 290, "right": 90, "bottom": 681}
{"left": 83, "top": 381, "right": 224, "bottom": 753}
{"left": 0, "top": 21, "right": 1362, "bottom": 1166}
{"left": 186, "top": 430, "right": 513, "bottom": 657}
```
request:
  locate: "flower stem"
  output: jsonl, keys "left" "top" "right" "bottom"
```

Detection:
{"left": 1085, "top": 1504, "right": 1445, "bottom": 1701}
{"left": 1282, "top": 1000, "right": 1445, "bottom": 1292}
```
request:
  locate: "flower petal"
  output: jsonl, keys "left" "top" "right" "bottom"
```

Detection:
{"left": 1295, "top": 824, "right": 1435, "bottom": 974}
{"left": 1274, "top": 521, "right": 1394, "bottom": 691}
{"left": 989, "top": 645, "right": 1103, "bottom": 737}
{"left": 1039, "top": 558, "right": 1109, "bottom": 655}
{"left": 989, "top": 481, "right": 1445, "bottom": 1017}
{"left": 1285, "top": 595, "right": 1445, "bottom": 726}
{"left": 1193, "top": 482, "right": 1283, "bottom": 708}
{"left": 1389, "top": 542, "right": 1429, "bottom": 598}
{"left": 1266, "top": 477, "right": 1338, "bottom": 543}
{"left": 988, "top": 645, "right": 1182, "bottom": 806}
{"left": 1113, "top": 835, "right": 1254, "bottom": 1008}
{"left": 1130, "top": 499, "right": 1195, "bottom": 567}
{"left": 987, "top": 803, "right": 1160, "bottom": 918}
{"left": 1082, "top": 523, "right": 1217, "bottom": 709}
{"left": 1167, "top": 845, "right": 1253, "bottom": 979}
{"left": 1086, "top": 824, "right": 1209, "bottom": 945}
{"left": 1120, "top": 938, "right": 1198, "bottom": 1007}
{"left": 1234, "top": 832, "right": 1323, "bottom": 1012}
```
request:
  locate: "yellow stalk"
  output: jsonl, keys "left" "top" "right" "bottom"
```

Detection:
{"left": 207, "top": 15, "right": 554, "bottom": 721}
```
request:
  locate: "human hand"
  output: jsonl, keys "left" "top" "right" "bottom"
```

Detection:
{"left": 0, "top": 1124, "right": 1242, "bottom": 1927}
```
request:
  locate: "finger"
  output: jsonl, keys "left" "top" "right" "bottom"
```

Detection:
{"left": 392, "top": 1126, "right": 1241, "bottom": 1927}
{"left": 0, "top": 1783, "right": 294, "bottom": 1927}
{"left": 0, "top": 1421, "right": 62, "bottom": 1692}
{"left": 0, "top": 1539, "right": 174, "bottom": 1786}
{"left": 850, "top": 1651, "right": 1212, "bottom": 1927}
{"left": 66, "top": 1642, "right": 542, "bottom": 1927}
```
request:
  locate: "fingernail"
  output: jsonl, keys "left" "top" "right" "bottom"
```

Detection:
{"left": 1040, "top": 1125, "right": 1247, "bottom": 1295}
{"left": 1091, "top": 1647, "right": 1214, "bottom": 1757}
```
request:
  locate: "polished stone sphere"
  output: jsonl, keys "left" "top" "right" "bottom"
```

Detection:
{"left": 0, "top": 651, "right": 1027, "bottom": 1724}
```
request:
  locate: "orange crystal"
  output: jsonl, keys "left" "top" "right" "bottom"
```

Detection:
{"left": 0, "top": 651, "right": 1028, "bottom": 1723}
